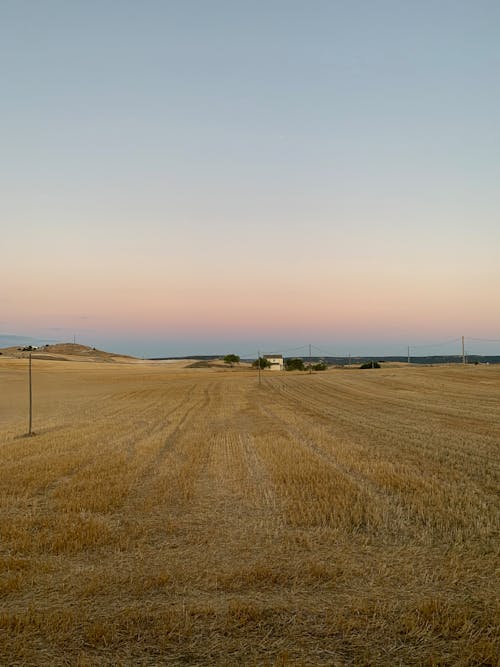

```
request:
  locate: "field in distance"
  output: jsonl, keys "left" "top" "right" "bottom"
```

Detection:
{"left": 0, "top": 358, "right": 498, "bottom": 665}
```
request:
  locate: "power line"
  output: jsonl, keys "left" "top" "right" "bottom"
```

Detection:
{"left": 275, "top": 346, "right": 309, "bottom": 358}
{"left": 311, "top": 344, "right": 344, "bottom": 357}
{"left": 410, "top": 337, "right": 461, "bottom": 349}
{"left": 467, "top": 337, "right": 500, "bottom": 343}
{"left": 230, "top": 335, "right": 498, "bottom": 362}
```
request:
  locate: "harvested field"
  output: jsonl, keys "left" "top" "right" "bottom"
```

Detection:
{"left": 0, "top": 359, "right": 499, "bottom": 665}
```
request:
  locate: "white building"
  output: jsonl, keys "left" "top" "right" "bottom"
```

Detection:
{"left": 264, "top": 354, "right": 284, "bottom": 371}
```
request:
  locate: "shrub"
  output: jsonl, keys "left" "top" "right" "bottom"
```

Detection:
{"left": 286, "top": 358, "right": 305, "bottom": 371}
{"left": 360, "top": 361, "right": 380, "bottom": 369}
{"left": 252, "top": 357, "right": 271, "bottom": 369}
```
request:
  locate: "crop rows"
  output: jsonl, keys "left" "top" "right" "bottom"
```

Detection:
{"left": 0, "top": 359, "right": 498, "bottom": 665}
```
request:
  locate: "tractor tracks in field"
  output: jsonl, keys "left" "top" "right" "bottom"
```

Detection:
{"left": 255, "top": 388, "right": 418, "bottom": 534}
{"left": 264, "top": 376, "right": 499, "bottom": 480}
{"left": 36, "top": 384, "right": 201, "bottom": 513}
{"left": 239, "top": 431, "right": 285, "bottom": 528}
{"left": 28, "top": 400, "right": 169, "bottom": 512}
{"left": 257, "top": 379, "right": 500, "bottom": 537}
{"left": 257, "top": 399, "right": 387, "bottom": 502}
{"left": 307, "top": 375, "right": 500, "bottom": 460}
{"left": 153, "top": 385, "right": 211, "bottom": 470}
{"left": 124, "top": 385, "right": 213, "bottom": 510}
{"left": 180, "top": 380, "right": 286, "bottom": 540}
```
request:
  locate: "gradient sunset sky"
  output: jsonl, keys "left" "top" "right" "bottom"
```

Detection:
{"left": 2, "top": 1, "right": 499, "bottom": 357}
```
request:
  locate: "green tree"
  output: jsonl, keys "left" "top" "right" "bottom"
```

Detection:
{"left": 223, "top": 354, "right": 240, "bottom": 367}
{"left": 286, "top": 357, "right": 305, "bottom": 371}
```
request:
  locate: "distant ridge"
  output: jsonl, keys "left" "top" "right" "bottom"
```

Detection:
{"left": 149, "top": 354, "right": 500, "bottom": 365}
{"left": 314, "top": 355, "right": 500, "bottom": 366}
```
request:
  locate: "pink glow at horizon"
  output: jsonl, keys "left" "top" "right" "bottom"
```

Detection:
{"left": 4, "top": 253, "right": 499, "bottom": 351}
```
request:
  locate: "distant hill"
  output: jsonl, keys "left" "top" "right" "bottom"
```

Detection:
{"left": 0, "top": 343, "right": 136, "bottom": 363}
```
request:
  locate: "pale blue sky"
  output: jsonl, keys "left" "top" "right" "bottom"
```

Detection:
{"left": 1, "top": 1, "right": 499, "bottom": 356}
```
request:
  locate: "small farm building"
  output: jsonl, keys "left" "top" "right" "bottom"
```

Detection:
{"left": 264, "top": 354, "right": 284, "bottom": 371}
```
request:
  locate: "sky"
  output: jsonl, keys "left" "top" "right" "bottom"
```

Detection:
{"left": 1, "top": 1, "right": 500, "bottom": 357}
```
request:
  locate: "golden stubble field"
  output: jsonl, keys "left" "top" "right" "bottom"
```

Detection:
{"left": 0, "top": 358, "right": 498, "bottom": 666}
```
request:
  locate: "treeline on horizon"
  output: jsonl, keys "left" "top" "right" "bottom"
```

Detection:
{"left": 149, "top": 355, "right": 500, "bottom": 365}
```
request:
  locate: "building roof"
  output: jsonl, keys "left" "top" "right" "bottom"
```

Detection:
{"left": 263, "top": 354, "right": 283, "bottom": 359}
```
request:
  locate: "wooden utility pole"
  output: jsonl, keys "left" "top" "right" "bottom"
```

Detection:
{"left": 462, "top": 336, "right": 466, "bottom": 365}
{"left": 348, "top": 353, "right": 351, "bottom": 366}
{"left": 407, "top": 346, "right": 410, "bottom": 365}
{"left": 257, "top": 349, "right": 261, "bottom": 385}
{"left": 309, "top": 343, "right": 312, "bottom": 373}
{"left": 28, "top": 352, "right": 33, "bottom": 436}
